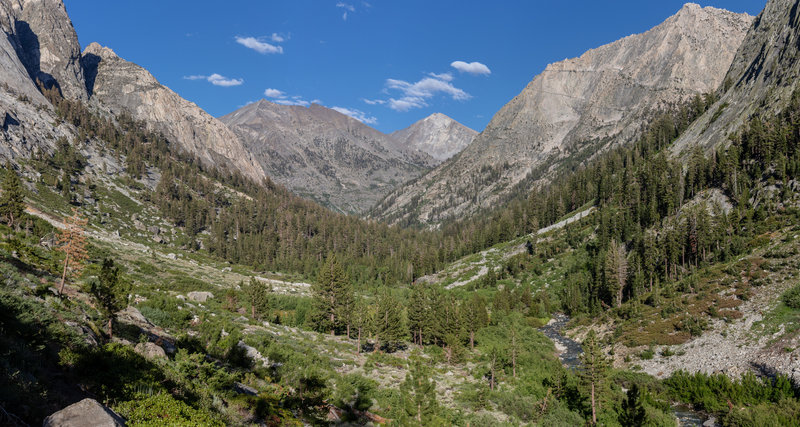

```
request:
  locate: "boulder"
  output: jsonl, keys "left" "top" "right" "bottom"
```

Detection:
{"left": 134, "top": 342, "right": 166, "bottom": 359}
{"left": 187, "top": 291, "right": 214, "bottom": 303}
{"left": 42, "top": 398, "right": 125, "bottom": 426}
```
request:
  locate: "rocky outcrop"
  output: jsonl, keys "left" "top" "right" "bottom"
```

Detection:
{"left": 221, "top": 100, "right": 439, "bottom": 214}
{"left": 390, "top": 113, "right": 476, "bottom": 162}
{"left": 371, "top": 4, "right": 754, "bottom": 225}
{"left": 0, "top": 0, "right": 87, "bottom": 101}
{"left": 671, "top": 0, "right": 800, "bottom": 156}
{"left": 81, "top": 42, "right": 265, "bottom": 183}
{"left": 42, "top": 398, "right": 126, "bottom": 427}
{"left": 0, "top": 0, "right": 79, "bottom": 161}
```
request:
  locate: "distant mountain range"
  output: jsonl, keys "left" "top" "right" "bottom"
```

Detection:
{"left": 370, "top": 3, "right": 754, "bottom": 225}
{"left": 221, "top": 101, "right": 475, "bottom": 214}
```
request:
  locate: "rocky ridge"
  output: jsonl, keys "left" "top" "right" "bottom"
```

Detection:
{"left": 371, "top": 3, "right": 754, "bottom": 225}
{"left": 221, "top": 101, "right": 474, "bottom": 214}
{"left": 81, "top": 42, "right": 265, "bottom": 183}
{"left": 671, "top": 0, "right": 800, "bottom": 156}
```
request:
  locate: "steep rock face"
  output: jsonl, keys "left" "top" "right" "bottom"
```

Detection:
{"left": 0, "top": 0, "right": 75, "bottom": 160}
{"left": 390, "top": 113, "right": 476, "bottom": 162}
{"left": 371, "top": 4, "right": 753, "bottom": 225}
{"left": 671, "top": 0, "right": 800, "bottom": 156}
{"left": 82, "top": 42, "right": 264, "bottom": 183}
{"left": 221, "top": 100, "right": 437, "bottom": 214}
{"left": 0, "top": 0, "right": 87, "bottom": 101}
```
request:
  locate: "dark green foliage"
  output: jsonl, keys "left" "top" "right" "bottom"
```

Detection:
{"left": 373, "top": 291, "right": 407, "bottom": 351}
{"left": 0, "top": 162, "right": 25, "bottom": 228}
{"left": 665, "top": 370, "right": 800, "bottom": 415}
{"left": 579, "top": 329, "right": 611, "bottom": 424}
{"left": 782, "top": 283, "right": 800, "bottom": 309}
{"left": 310, "top": 254, "right": 353, "bottom": 335}
{"left": 332, "top": 373, "right": 377, "bottom": 416}
{"left": 620, "top": 384, "right": 647, "bottom": 426}
{"left": 89, "top": 259, "right": 131, "bottom": 339}
{"left": 399, "top": 355, "right": 439, "bottom": 424}
{"left": 115, "top": 392, "right": 225, "bottom": 427}
{"left": 241, "top": 277, "right": 271, "bottom": 320}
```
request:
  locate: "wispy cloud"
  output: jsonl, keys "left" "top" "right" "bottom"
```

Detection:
{"left": 385, "top": 74, "right": 470, "bottom": 111}
{"left": 337, "top": 2, "right": 355, "bottom": 20}
{"left": 362, "top": 98, "right": 386, "bottom": 105}
{"left": 270, "top": 33, "right": 286, "bottom": 43}
{"left": 274, "top": 99, "right": 310, "bottom": 107}
{"left": 428, "top": 72, "right": 454, "bottom": 82}
{"left": 451, "top": 60, "right": 491, "bottom": 76}
{"left": 183, "top": 73, "right": 243, "bottom": 87}
{"left": 332, "top": 106, "right": 377, "bottom": 125}
{"left": 236, "top": 36, "right": 284, "bottom": 54}
{"left": 264, "top": 88, "right": 286, "bottom": 98}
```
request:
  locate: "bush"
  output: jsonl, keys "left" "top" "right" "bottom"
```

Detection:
{"left": 782, "top": 283, "right": 800, "bottom": 310}
{"left": 115, "top": 392, "right": 224, "bottom": 426}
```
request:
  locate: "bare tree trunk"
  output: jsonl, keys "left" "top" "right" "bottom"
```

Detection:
{"left": 470, "top": 330, "right": 475, "bottom": 350}
{"left": 59, "top": 253, "right": 70, "bottom": 296}
{"left": 512, "top": 335, "right": 517, "bottom": 379}
{"left": 490, "top": 353, "right": 496, "bottom": 391}
{"left": 357, "top": 327, "right": 362, "bottom": 353}
{"left": 591, "top": 381, "right": 596, "bottom": 425}
{"left": 108, "top": 317, "right": 113, "bottom": 340}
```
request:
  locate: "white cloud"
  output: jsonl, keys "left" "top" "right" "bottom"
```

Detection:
{"left": 274, "top": 99, "right": 310, "bottom": 107}
{"left": 450, "top": 60, "right": 491, "bottom": 76}
{"left": 236, "top": 36, "right": 283, "bottom": 54}
{"left": 332, "top": 106, "right": 377, "bottom": 125}
{"left": 264, "top": 88, "right": 286, "bottom": 98}
{"left": 207, "top": 73, "right": 244, "bottom": 87}
{"left": 383, "top": 73, "right": 471, "bottom": 111}
{"left": 428, "top": 72, "right": 453, "bottom": 82}
{"left": 271, "top": 33, "right": 286, "bottom": 43}
{"left": 362, "top": 98, "right": 386, "bottom": 105}
{"left": 336, "top": 2, "right": 355, "bottom": 11}
{"left": 337, "top": 2, "right": 355, "bottom": 20}
{"left": 183, "top": 74, "right": 243, "bottom": 87}
{"left": 388, "top": 97, "right": 427, "bottom": 112}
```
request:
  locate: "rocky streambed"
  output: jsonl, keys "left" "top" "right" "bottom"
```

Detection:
{"left": 540, "top": 314, "right": 710, "bottom": 426}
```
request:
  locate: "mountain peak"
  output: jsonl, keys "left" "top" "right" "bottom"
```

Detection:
{"left": 391, "top": 113, "right": 477, "bottom": 162}
{"left": 83, "top": 42, "right": 118, "bottom": 60}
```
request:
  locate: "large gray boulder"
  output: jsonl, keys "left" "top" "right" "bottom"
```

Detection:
{"left": 187, "top": 291, "right": 214, "bottom": 303}
{"left": 42, "top": 398, "right": 125, "bottom": 426}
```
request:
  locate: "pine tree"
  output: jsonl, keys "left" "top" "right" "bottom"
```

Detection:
{"left": 373, "top": 291, "right": 406, "bottom": 352}
{"left": 604, "top": 239, "right": 628, "bottom": 307}
{"left": 242, "top": 277, "right": 271, "bottom": 320}
{"left": 89, "top": 258, "right": 131, "bottom": 339}
{"left": 57, "top": 209, "right": 88, "bottom": 296}
{"left": 0, "top": 162, "right": 25, "bottom": 229}
{"left": 407, "top": 283, "right": 430, "bottom": 346}
{"left": 620, "top": 383, "right": 647, "bottom": 427}
{"left": 311, "top": 254, "right": 349, "bottom": 335}
{"left": 464, "top": 294, "right": 489, "bottom": 350}
{"left": 400, "top": 354, "right": 438, "bottom": 424}
{"left": 580, "top": 330, "right": 610, "bottom": 425}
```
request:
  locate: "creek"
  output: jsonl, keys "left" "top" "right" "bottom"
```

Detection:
{"left": 539, "top": 314, "right": 711, "bottom": 426}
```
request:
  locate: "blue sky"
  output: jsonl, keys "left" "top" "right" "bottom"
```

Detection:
{"left": 64, "top": 1, "right": 765, "bottom": 133}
